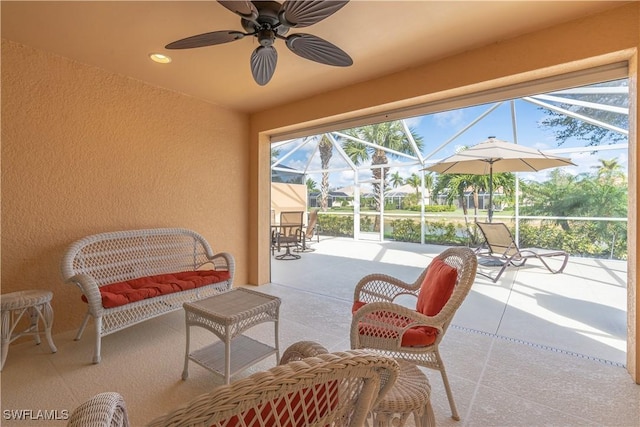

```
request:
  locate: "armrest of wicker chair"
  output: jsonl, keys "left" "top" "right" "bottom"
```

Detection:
{"left": 353, "top": 273, "right": 422, "bottom": 304}
{"left": 351, "top": 301, "right": 445, "bottom": 351}
{"left": 280, "top": 340, "right": 329, "bottom": 363}
{"left": 67, "top": 392, "right": 129, "bottom": 427}
{"left": 65, "top": 273, "right": 105, "bottom": 317}
{"left": 209, "top": 252, "right": 236, "bottom": 280}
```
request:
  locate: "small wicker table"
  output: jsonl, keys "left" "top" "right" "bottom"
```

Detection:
{"left": 371, "top": 360, "right": 435, "bottom": 427}
{"left": 1, "top": 290, "right": 57, "bottom": 370}
{"left": 182, "top": 288, "right": 281, "bottom": 384}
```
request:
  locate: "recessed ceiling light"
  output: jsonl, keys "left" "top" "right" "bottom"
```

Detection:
{"left": 149, "top": 53, "right": 172, "bottom": 64}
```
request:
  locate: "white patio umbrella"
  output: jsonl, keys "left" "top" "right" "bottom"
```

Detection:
{"left": 424, "top": 137, "right": 576, "bottom": 221}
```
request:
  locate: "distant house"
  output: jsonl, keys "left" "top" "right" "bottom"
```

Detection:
{"left": 310, "top": 185, "right": 429, "bottom": 209}
{"left": 308, "top": 190, "right": 350, "bottom": 208}
{"left": 386, "top": 184, "right": 424, "bottom": 208}
{"left": 435, "top": 190, "right": 505, "bottom": 211}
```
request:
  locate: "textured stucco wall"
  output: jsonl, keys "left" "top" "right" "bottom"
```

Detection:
{"left": 1, "top": 39, "right": 250, "bottom": 333}
{"left": 271, "top": 183, "right": 307, "bottom": 221}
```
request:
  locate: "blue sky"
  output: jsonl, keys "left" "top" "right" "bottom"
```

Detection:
{"left": 409, "top": 99, "right": 628, "bottom": 182}
{"left": 274, "top": 84, "right": 629, "bottom": 191}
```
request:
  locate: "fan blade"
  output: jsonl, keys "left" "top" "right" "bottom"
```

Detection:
{"left": 217, "top": 1, "right": 258, "bottom": 20}
{"left": 165, "top": 31, "right": 245, "bottom": 49}
{"left": 280, "top": 1, "right": 348, "bottom": 28}
{"left": 251, "top": 46, "right": 278, "bottom": 86}
{"left": 286, "top": 33, "right": 352, "bottom": 67}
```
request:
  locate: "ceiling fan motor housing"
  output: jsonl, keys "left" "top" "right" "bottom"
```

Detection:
{"left": 242, "top": 1, "right": 290, "bottom": 40}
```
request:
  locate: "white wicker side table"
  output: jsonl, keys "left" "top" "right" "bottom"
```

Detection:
{"left": 370, "top": 360, "right": 435, "bottom": 427}
{"left": 1, "top": 289, "right": 57, "bottom": 370}
{"left": 182, "top": 287, "right": 281, "bottom": 384}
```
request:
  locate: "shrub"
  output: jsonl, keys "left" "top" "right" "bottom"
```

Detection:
{"left": 425, "top": 205, "right": 456, "bottom": 213}
{"left": 510, "top": 221, "right": 627, "bottom": 260}
{"left": 424, "top": 220, "right": 467, "bottom": 245}
{"left": 390, "top": 219, "right": 421, "bottom": 242}
{"left": 389, "top": 218, "right": 469, "bottom": 245}
{"left": 319, "top": 213, "right": 627, "bottom": 260}
{"left": 317, "top": 214, "right": 353, "bottom": 237}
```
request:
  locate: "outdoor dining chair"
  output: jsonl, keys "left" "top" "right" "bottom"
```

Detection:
{"left": 475, "top": 221, "right": 569, "bottom": 283}
{"left": 273, "top": 211, "right": 304, "bottom": 260}
{"left": 350, "top": 247, "right": 477, "bottom": 421}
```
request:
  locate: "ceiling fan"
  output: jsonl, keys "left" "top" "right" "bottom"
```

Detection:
{"left": 165, "top": 0, "right": 353, "bottom": 86}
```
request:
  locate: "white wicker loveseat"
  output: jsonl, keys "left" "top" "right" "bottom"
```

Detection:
{"left": 67, "top": 341, "right": 400, "bottom": 427}
{"left": 61, "top": 228, "right": 235, "bottom": 364}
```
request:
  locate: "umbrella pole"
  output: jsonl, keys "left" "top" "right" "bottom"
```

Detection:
{"left": 488, "top": 163, "right": 493, "bottom": 222}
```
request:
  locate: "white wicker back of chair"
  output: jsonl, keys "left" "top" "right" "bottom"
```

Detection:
{"left": 147, "top": 350, "right": 399, "bottom": 427}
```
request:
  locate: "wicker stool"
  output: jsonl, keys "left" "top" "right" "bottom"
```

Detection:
{"left": 1, "top": 290, "right": 57, "bottom": 370}
{"left": 370, "top": 360, "right": 435, "bottom": 427}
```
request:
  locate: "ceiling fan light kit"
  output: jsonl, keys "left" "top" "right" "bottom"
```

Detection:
{"left": 165, "top": 0, "right": 352, "bottom": 85}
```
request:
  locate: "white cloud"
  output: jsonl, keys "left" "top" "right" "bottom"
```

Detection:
{"left": 433, "top": 110, "right": 464, "bottom": 127}
{"left": 403, "top": 116, "right": 422, "bottom": 129}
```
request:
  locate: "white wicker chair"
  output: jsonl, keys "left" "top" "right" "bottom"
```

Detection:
{"left": 68, "top": 341, "right": 399, "bottom": 427}
{"left": 350, "top": 247, "right": 477, "bottom": 421}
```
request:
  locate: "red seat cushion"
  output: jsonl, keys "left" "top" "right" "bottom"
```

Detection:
{"left": 82, "top": 270, "right": 231, "bottom": 308}
{"left": 416, "top": 257, "right": 458, "bottom": 316}
{"left": 224, "top": 381, "right": 338, "bottom": 426}
{"left": 351, "top": 301, "right": 438, "bottom": 347}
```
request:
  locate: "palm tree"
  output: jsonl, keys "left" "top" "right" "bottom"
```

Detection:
{"left": 402, "top": 171, "right": 434, "bottom": 204}
{"left": 434, "top": 173, "right": 481, "bottom": 242}
{"left": 341, "top": 121, "right": 424, "bottom": 211}
{"left": 423, "top": 172, "right": 434, "bottom": 205}
{"left": 270, "top": 147, "right": 281, "bottom": 164}
{"left": 434, "top": 174, "right": 473, "bottom": 216}
{"left": 486, "top": 172, "right": 515, "bottom": 212}
{"left": 390, "top": 171, "right": 404, "bottom": 188}
{"left": 318, "top": 135, "right": 333, "bottom": 212}
{"left": 306, "top": 178, "right": 318, "bottom": 192}
{"left": 406, "top": 173, "right": 421, "bottom": 195}
{"left": 521, "top": 169, "right": 581, "bottom": 231}
{"left": 434, "top": 172, "right": 515, "bottom": 237}
{"left": 594, "top": 158, "right": 625, "bottom": 184}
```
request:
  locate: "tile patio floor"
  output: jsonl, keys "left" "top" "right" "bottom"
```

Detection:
{"left": 1, "top": 236, "right": 638, "bottom": 426}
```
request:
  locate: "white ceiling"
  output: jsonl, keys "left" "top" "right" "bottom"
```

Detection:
{"left": 1, "top": 1, "right": 627, "bottom": 113}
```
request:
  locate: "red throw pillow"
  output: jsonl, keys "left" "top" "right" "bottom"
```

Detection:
{"left": 416, "top": 257, "right": 458, "bottom": 316}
